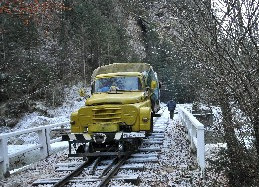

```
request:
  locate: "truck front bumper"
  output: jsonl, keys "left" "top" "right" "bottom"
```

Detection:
{"left": 62, "top": 131, "right": 146, "bottom": 144}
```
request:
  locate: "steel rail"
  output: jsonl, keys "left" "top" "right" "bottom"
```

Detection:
{"left": 89, "top": 157, "right": 102, "bottom": 175}
{"left": 99, "top": 157, "right": 118, "bottom": 178}
{"left": 97, "top": 152, "right": 133, "bottom": 187}
{"left": 52, "top": 157, "right": 96, "bottom": 187}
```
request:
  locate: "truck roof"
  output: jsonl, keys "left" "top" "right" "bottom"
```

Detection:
{"left": 92, "top": 63, "right": 152, "bottom": 81}
{"left": 95, "top": 72, "right": 142, "bottom": 79}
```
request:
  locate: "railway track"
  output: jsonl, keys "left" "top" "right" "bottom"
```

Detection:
{"left": 32, "top": 152, "right": 137, "bottom": 186}
{"left": 32, "top": 143, "right": 161, "bottom": 186}
{"left": 32, "top": 109, "right": 167, "bottom": 187}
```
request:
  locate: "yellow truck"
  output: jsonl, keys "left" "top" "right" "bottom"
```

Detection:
{"left": 63, "top": 63, "right": 160, "bottom": 156}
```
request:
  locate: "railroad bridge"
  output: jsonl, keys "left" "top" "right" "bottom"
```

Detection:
{"left": 0, "top": 105, "right": 207, "bottom": 186}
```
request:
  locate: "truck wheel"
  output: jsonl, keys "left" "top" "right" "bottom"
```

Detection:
{"left": 87, "top": 142, "right": 94, "bottom": 153}
{"left": 76, "top": 143, "right": 93, "bottom": 153}
{"left": 76, "top": 144, "right": 86, "bottom": 153}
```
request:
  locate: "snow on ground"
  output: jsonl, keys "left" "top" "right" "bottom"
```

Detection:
{"left": 0, "top": 83, "right": 86, "bottom": 176}
{"left": 137, "top": 109, "right": 200, "bottom": 186}
{"left": 210, "top": 104, "right": 253, "bottom": 148}
{"left": 7, "top": 142, "right": 68, "bottom": 157}
{"left": 211, "top": 106, "right": 223, "bottom": 132}
{"left": 1, "top": 83, "right": 87, "bottom": 146}
{"left": 0, "top": 83, "right": 87, "bottom": 134}
{"left": 204, "top": 143, "right": 228, "bottom": 186}
{"left": 14, "top": 84, "right": 87, "bottom": 133}
{"left": 0, "top": 108, "right": 217, "bottom": 187}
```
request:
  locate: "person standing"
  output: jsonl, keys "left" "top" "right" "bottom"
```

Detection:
{"left": 167, "top": 100, "right": 176, "bottom": 119}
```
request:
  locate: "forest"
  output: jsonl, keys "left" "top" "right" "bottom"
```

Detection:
{"left": 1, "top": 0, "right": 259, "bottom": 186}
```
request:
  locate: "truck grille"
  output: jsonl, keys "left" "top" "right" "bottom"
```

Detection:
{"left": 92, "top": 107, "right": 122, "bottom": 123}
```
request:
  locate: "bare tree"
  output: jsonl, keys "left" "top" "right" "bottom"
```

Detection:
{"left": 168, "top": 0, "right": 259, "bottom": 185}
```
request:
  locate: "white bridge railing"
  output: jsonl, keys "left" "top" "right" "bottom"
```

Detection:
{"left": 0, "top": 122, "right": 69, "bottom": 178}
{"left": 178, "top": 106, "right": 205, "bottom": 173}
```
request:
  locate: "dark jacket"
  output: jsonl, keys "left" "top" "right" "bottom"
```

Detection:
{"left": 167, "top": 100, "right": 176, "bottom": 111}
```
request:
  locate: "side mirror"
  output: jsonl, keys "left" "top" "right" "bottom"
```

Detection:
{"left": 78, "top": 88, "right": 90, "bottom": 99}
{"left": 151, "top": 80, "right": 157, "bottom": 89}
{"left": 79, "top": 88, "right": 86, "bottom": 97}
{"left": 79, "top": 88, "right": 88, "bottom": 98}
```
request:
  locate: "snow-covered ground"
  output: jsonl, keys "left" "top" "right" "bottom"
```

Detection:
{"left": 0, "top": 84, "right": 87, "bottom": 174}
{"left": 0, "top": 84, "right": 88, "bottom": 146}
{"left": 14, "top": 84, "right": 88, "bottom": 132}
{"left": 0, "top": 107, "right": 227, "bottom": 186}
{"left": 0, "top": 83, "right": 88, "bottom": 135}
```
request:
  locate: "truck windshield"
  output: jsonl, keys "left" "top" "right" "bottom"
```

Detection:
{"left": 95, "top": 76, "right": 142, "bottom": 93}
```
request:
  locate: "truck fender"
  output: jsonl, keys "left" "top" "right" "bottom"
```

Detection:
{"left": 139, "top": 107, "right": 152, "bottom": 131}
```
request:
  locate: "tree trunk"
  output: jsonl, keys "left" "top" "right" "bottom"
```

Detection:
{"left": 252, "top": 105, "right": 259, "bottom": 178}
{"left": 220, "top": 93, "right": 254, "bottom": 186}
